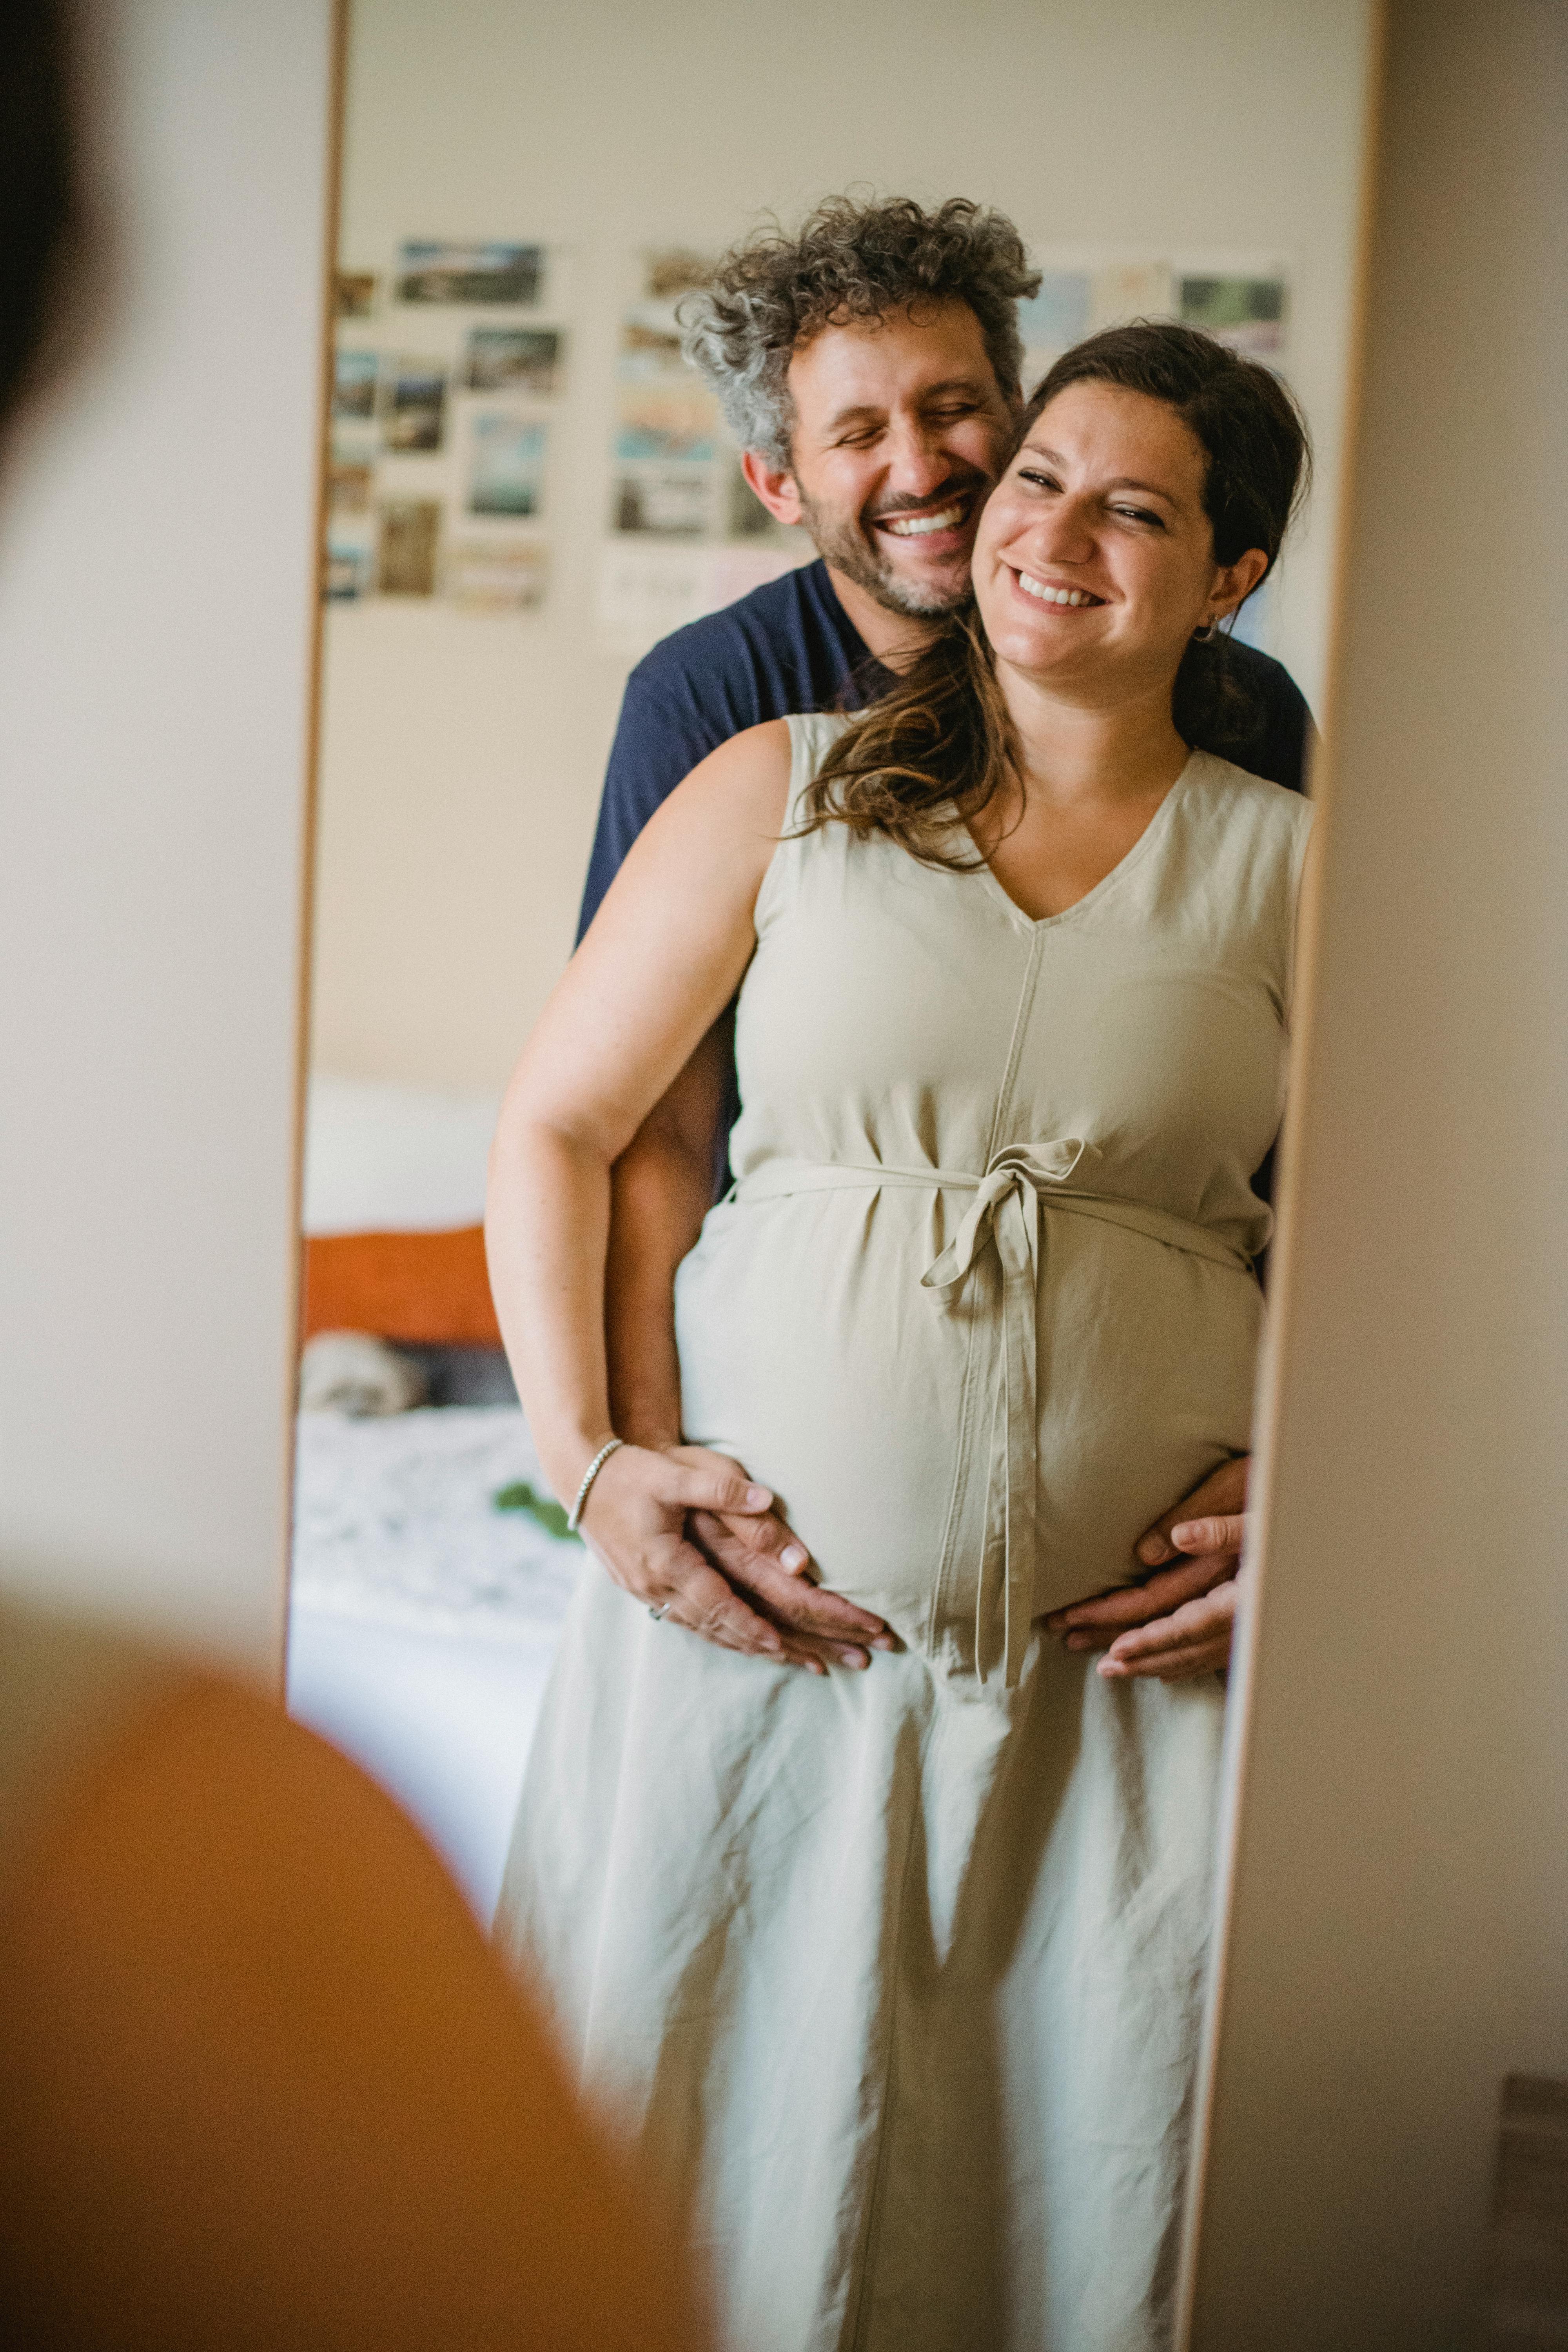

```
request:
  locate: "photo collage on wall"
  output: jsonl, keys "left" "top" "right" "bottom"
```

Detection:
{"left": 1014, "top": 261, "right": 1288, "bottom": 392}
{"left": 326, "top": 240, "right": 560, "bottom": 612}
{"left": 322, "top": 239, "right": 1287, "bottom": 642}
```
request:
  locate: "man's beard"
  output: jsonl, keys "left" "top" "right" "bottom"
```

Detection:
{"left": 795, "top": 474, "right": 985, "bottom": 621}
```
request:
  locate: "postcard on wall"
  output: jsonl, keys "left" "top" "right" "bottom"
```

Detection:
{"left": 612, "top": 461, "right": 713, "bottom": 537}
{"left": 397, "top": 239, "right": 543, "bottom": 306}
{"left": 1017, "top": 269, "right": 1092, "bottom": 383}
{"left": 377, "top": 499, "right": 441, "bottom": 595}
{"left": 618, "top": 248, "right": 714, "bottom": 378}
{"left": 324, "top": 521, "right": 376, "bottom": 602}
{"left": 383, "top": 359, "right": 447, "bottom": 453}
{"left": 1179, "top": 275, "right": 1286, "bottom": 355}
{"left": 444, "top": 537, "right": 549, "bottom": 612}
{"left": 327, "top": 459, "right": 374, "bottom": 517}
{"left": 597, "top": 540, "right": 714, "bottom": 648}
{"left": 615, "top": 383, "right": 720, "bottom": 466}
{"left": 332, "top": 348, "right": 379, "bottom": 422}
{"left": 619, "top": 308, "right": 685, "bottom": 378}
{"left": 468, "top": 416, "right": 547, "bottom": 516}
{"left": 465, "top": 327, "right": 562, "bottom": 395}
{"left": 706, "top": 543, "right": 814, "bottom": 610}
{"left": 1091, "top": 261, "right": 1174, "bottom": 330}
{"left": 335, "top": 270, "right": 377, "bottom": 319}
{"left": 641, "top": 248, "right": 714, "bottom": 305}
{"left": 597, "top": 539, "right": 811, "bottom": 654}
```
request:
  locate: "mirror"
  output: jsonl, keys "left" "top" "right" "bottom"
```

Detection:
{"left": 287, "top": 0, "right": 1376, "bottom": 2336}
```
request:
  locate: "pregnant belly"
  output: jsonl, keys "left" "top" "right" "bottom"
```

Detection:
{"left": 674, "top": 1191, "right": 1263, "bottom": 1654}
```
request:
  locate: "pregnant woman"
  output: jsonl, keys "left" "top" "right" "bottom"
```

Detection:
{"left": 488, "top": 322, "right": 1312, "bottom": 2352}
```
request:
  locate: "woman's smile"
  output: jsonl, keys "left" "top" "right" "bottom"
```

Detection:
{"left": 1008, "top": 565, "right": 1108, "bottom": 608}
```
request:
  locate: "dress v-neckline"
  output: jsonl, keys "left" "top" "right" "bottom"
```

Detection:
{"left": 966, "top": 751, "right": 1199, "bottom": 933}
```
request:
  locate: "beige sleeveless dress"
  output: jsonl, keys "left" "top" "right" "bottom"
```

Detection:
{"left": 496, "top": 713, "right": 1313, "bottom": 2352}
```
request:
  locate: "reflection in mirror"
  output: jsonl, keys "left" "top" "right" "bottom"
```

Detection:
{"left": 289, "top": 0, "right": 1374, "bottom": 2338}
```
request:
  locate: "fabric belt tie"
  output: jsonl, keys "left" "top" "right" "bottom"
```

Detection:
{"left": 731, "top": 1146, "right": 1251, "bottom": 1689}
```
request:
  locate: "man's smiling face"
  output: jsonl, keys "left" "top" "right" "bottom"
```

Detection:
{"left": 746, "top": 300, "right": 1017, "bottom": 621}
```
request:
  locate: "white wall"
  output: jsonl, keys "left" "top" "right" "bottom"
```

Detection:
{"left": 314, "top": 0, "right": 1375, "bottom": 1094}
{"left": 0, "top": 0, "right": 336, "bottom": 1675}
{"left": 1182, "top": 1, "right": 1568, "bottom": 2339}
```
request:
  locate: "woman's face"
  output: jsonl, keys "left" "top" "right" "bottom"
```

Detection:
{"left": 972, "top": 380, "right": 1267, "bottom": 700}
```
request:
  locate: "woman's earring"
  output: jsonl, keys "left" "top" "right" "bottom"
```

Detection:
{"left": 1192, "top": 615, "right": 1219, "bottom": 643}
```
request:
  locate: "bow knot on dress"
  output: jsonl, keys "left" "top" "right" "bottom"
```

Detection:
{"left": 920, "top": 1139, "right": 1094, "bottom": 1686}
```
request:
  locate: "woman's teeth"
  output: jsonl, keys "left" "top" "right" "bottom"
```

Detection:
{"left": 1016, "top": 570, "right": 1102, "bottom": 606}
{"left": 882, "top": 503, "right": 964, "bottom": 538}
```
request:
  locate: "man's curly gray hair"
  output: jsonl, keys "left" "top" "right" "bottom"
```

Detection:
{"left": 681, "top": 195, "right": 1040, "bottom": 468}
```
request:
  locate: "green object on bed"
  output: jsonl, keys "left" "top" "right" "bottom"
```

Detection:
{"left": 492, "top": 1479, "right": 579, "bottom": 1543}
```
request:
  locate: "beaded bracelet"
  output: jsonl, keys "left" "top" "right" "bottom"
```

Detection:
{"left": 566, "top": 1437, "right": 624, "bottom": 1534}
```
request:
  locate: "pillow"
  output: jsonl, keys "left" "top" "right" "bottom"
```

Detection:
{"left": 301, "top": 1225, "right": 502, "bottom": 1347}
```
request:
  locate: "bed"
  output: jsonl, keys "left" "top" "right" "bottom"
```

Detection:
{"left": 289, "top": 1076, "right": 573, "bottom": 1917}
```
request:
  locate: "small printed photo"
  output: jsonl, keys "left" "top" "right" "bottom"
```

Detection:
{"left": 1091, "top": 261, "right": 1173, "bottom": 330}
{"left": 328, "top": 459, "right": 374, "bottom": 517}
{"left": 323, "top": 523, "right": 375, "bottom": 602}
{"left": 468, "top": 416, "right": 547, "bottom": 517}
{"left": 335, "top": 270, "right": 377, "bottom": 319}
{"left": 377, "top": 498, "right": 441, "bottom": 595}
{"left": 383, "top": 359, "right": 447, "bottom": 453}
{"left": 1179, "top": 276, "right": 1286, "bottom": 355}
{"left": 619, "top": 309, "right": 686, "bottom": 378}
{"left": 1017, "top": 270, "right": 1091, "bottom": 368}
{"left": 396, "top": 239, "right": 543, "bottom": 306}
{"left": 613, "top": 461, "right": 713, "bottom": 537}
{"left": 464, "top": 327, "right": 562, "bottom": 395}
{"left": 641, "top": 248, "right": 714, "bottom": 305}
{"left": 332, "top": 408, "right": 377, "bottom": 452}
{"left": 332, "top": 348, "right": 379, "bottom": 421}
{"left": 615, "top": 384, "right": 719, "bottom": 465}
{"left": 444, "top": 537, "right": 549, "bottom": 611}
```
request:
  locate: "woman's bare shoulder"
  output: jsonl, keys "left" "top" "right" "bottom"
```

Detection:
{"left": 644, "top": 717, "right": 794, "bottom": 849}
{"left": 574, "top": 718, "right": 795, "bottom": 978}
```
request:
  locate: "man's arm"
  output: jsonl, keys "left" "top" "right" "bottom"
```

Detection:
{"left": 604, "top": 1021, "right": 729, "bottom": 1448}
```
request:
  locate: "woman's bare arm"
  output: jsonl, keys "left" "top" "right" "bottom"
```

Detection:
{"left": 489, "top": 721, "right": 784, "bottom": 1475}
{"left": 487, "top": 719, "right": 856, "bottom": 1661}
{"left": 603, "top": 1021, "right": 731, "bottom": 1449}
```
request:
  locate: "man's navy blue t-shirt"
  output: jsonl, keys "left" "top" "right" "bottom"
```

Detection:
{"left": 577, "top": 556, "right": 1314, "bottom": 937}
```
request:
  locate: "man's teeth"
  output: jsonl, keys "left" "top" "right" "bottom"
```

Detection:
{"left": 1016, "top": 571, "right": 1100, "bottom": 606}
{"left": 882, "top": 503, "right": 964, "bottom": 538}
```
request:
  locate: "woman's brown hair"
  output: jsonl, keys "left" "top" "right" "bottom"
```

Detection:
{"left": 799, "top": 320, "right": 1311, "bottom": 869}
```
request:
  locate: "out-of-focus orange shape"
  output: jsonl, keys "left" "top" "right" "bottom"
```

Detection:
{"left": 301, "top": 1226, "right": 502, "bottom": 1347}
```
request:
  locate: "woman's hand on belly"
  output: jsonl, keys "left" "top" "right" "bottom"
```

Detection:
{"left": 579, "top": 1443, "right": 890, "bottom": 1673}
{"left": 1041, "top": 1456, "right": 1250, "bottom": 1681}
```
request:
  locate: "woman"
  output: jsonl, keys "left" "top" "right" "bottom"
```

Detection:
{"left": 488, "top": 322, "right": 1312, "bottom": 2351}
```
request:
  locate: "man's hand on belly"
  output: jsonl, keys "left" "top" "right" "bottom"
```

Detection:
{"left": 1041, "top": 1456, "right": 1249, "bottom": 1682}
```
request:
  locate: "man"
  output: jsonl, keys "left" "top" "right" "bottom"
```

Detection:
{"left": 581, "top": 194, "right": 1308, "bottom": 1680}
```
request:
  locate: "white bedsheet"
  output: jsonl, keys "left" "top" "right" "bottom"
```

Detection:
{"left": 288, "top": 1406, "right": 579, "bottom": 1916}
{"left": 290, "top": 1405, "right": 583, "bottom": 1640}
